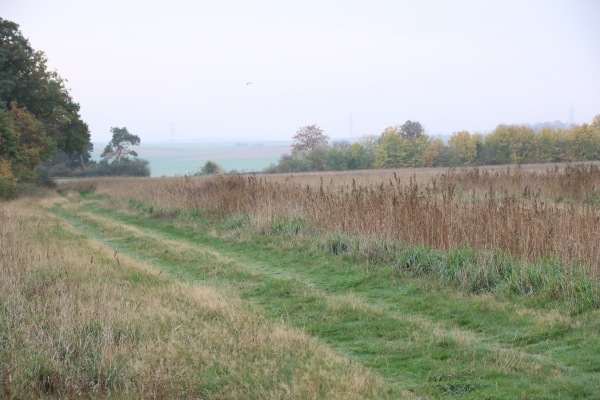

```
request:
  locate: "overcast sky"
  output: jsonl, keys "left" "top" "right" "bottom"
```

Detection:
{"left": 3, "top": 0, "right": 599, "bottom": 143}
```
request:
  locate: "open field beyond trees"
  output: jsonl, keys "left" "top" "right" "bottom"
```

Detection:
{"left": 2, "top": 163, "right": 600, "bottom": 398}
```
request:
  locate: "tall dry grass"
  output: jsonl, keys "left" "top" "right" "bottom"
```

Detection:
{"left": 75, "top": 164, "right": 600, "bottom": 277}
{"left": 0, "top": 198, "right": 386, "bottom": 399}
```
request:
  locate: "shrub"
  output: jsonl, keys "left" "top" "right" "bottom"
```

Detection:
{"left": 199, "top": 161, "right": 223, "bottom": 175}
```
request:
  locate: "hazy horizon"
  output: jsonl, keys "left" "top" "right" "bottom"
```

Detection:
{"left": 4, "top": 1, "right": 599, "bottom": 144}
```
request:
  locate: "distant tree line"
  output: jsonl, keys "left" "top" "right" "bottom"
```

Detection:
{"left": 267, "top": 117, "right": 600, "bottom": 173}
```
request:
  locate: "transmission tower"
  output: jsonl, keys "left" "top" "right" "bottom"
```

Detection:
{"left": 568, "top": 105, "right": 574, "bottom": 128}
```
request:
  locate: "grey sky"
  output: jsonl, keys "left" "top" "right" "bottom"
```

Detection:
{"left": 3, "top": 0, "right": 599, "bottom": 143}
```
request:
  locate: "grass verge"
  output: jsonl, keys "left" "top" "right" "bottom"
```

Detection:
{"left": 0, "top": 196, "right": 388, "bottom": 399}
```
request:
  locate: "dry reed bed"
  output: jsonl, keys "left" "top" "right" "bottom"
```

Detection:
{"left": 77, "top": 164, "right": 600, "bottom": 276}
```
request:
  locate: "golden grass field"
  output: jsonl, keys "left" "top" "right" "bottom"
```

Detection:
{"left": 2, "top": 162, "right": 600, "bottom": 398}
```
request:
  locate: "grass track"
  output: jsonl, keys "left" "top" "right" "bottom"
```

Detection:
{"left": 49, "top": 195, "right": 600, "bottom": 399}
{"left": 3, "top": 198, "right": 388, "bottom": 399}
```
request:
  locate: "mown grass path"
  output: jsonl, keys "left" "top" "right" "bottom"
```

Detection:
{"left": 50, "top": 196, "right": 600, "bottom": 399}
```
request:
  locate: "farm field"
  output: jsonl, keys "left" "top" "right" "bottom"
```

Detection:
{"left": 91, "top": 141, "right": 291, "bottom": 176}
{"left": 2, "top": 164, "right": 600, "bottom": 398}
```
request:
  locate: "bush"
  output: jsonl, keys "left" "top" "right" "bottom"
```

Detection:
{"left": 199, "top": 161, "right": 223, "bottom": 175}
{"left": 93, "top": 159, "right": 151, "bottom": 177}
{"left": 0, "top": 158, "right": 17, "bottom": 199}
{"left": 0, "top": 177, "right": 16, "bottom": 199}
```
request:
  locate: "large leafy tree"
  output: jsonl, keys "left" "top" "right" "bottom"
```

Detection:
{"left": 7, "top": 102, "right": 56, "bottom": 181}
{"left": 400, "top": 120, "right": 424, "bottom": 140}
{"left": 484, "top": 125, "right": 535, "bottom": 164}
{"left": 448, "top": 130, "right": 477, "bottom": 166}
{"left": 532, "top": 128, "right": 563, "bottom": 163}
{"left": 571, "top": 123, "right": 600, "bottom": 161}
{"left": 375, "top": 124, "right": 430, "bottom": 168}
{"left": 374, "top": 126, "right": 403, "bottom": 168}
{"left": 424, "top": 138, "right": 443, "bottom": 167}
{"left": 95, "top": 127, "right": 149, "bottom": 177}
{"left": 0, "top": 18, "right": 91, "bottom": 181}
{"left": 101, "top": 127, "right": 140, "bottom": 163}
{"left": 291, "top": 125, "right": 329, "bottom": 154}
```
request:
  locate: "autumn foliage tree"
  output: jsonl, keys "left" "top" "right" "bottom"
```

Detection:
{"left": 7, "top": 102, "right": 56, "bottom": 181}
{"left": 267, "top": 115, "right": 600, "bottom": 173}
{"left": 291, "top": 125, "right": 329, "bottom": 154}
{"left": 448, "top": 130, "right": 478, "bottom": 165}
{"left": 0, "top": 18, "right": 91, "bottom": 196}
{"left": 375, "top": 125, "right": 430, "bottom": 168}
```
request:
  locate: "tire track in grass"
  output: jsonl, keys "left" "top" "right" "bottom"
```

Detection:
{"left": 50, "top": 200, "right": 600, "bottom": 398}
{"left": 20, "top": 201, "right": 391, "bottom": 399}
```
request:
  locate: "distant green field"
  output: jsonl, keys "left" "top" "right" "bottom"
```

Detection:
{"left": 92, "top": 141, "right": 290, "bottom": 176}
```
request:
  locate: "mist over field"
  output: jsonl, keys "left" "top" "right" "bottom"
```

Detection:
{"left": 2, "top": 1, "right": 600, "bottom": 396}
{"left": 92, "top": 141, "right": 291, "bottom": 176}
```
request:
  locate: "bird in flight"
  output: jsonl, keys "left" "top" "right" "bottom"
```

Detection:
{"left": 246, "top": 82, "right": 252, "bottom": 85}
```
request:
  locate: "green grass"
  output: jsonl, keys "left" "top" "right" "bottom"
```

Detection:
{"left": 43, "top": 192, "right": 600, "bottom": 398}
{"left": 3, "top": 198, "right": 386, "bottom": 399}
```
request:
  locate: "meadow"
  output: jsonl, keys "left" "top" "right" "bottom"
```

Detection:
{"left": 83, "top": 162, "right": 600, "bottom": 307}
{"left": 2, "top": 163, "right": 599, "bottom": 398}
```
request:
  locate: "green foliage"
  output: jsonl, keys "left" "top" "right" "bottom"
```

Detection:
{"left": 325, "top": 234, "right": 351, "bottom": 255}
{"left": 46, "top": 195, "right": 600, "bottom": 398}
{"left": 95, "top": 158, "right": 150, "bottom": 176}
{"left": 375, "top": 126, "right": 430, "bottom": 168}
{"left": 317, "top": 228, "right": 600, "bottom": 313}
{"left": 101, "top": 127, "right": 141, "bottom": 163}
{"left": 306, "top": 146, "right": 328, "bottom": 170}
{"left": 0, "top": 174, "right": 16, "bottom": 199}
{"left": 7, "top": 103, "right": 56, "bottom": 181}
{"left": 40, "top": 142, "right": 95, "bottom": 177}
{"left": 42, "top": 157, "right": 150, "bottom": 178}
{"left": 475, "top": 121, "right": 600, "bottom": 165}
{"left": 348, "top": 141, "right": 376, "bottom": 169}
{"left": 0, "top": 18, "right": 91, "bottom": 192}
{"left": 198, "top": 160, "right": 223, "bottom": 175}
{"left": 400, "top": 119, "right": 424, "bottom": 139}
{"left": 572, "top": 123, "right": 600, "bottom": 161}
{"left": 484, "top": 124, "right": 536, "bottom": 164}
{"left": 0, "top": 18, "right": 90, "bottom": 155}
{"left": 81, "top": 127, "right": 151, "bottom": 177}
{"left": 266, "top": 153, "right": 311, "bottom": 173}
{"left": 0, "top": 110, "right": 18, "bottom": 198}
{"left": 374, "top": 126, "right": 401, "bottom": 168}
{"left": 223, "top": 214, "right": 252, "bottom": 230}
{"left": 269, "top": 115, "right": 600, "bottom": 173}
{"left": 325, "top": 146, "right": 349, "bottom": 171}
{"left": 268, "top": 217, "right": 307, "bottom": 236}
{"left": 447, "top": 130, "right": 477, "bottom": 166}
{"left": 0, "top": 103, "right": 56, "bottom": 196}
